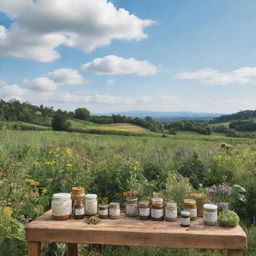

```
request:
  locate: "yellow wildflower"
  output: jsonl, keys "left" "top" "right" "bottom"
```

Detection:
{"left": 55, "top": 146, "right": 60, "bottom": 152}
{"left": 64, "top": 147, "right": 72, "bottom": 154}
{"left": 66, "top": 163, "right": 73, "bottom": 167}
{"left": 3, "top": 207, "right": 13, "bottom": 218}
{"left": 45, "top": 160, "right": 57, "bottom": 165}
{"left": 32, "top": 160, "right": 40, "bottom": 165}
{"left": 48, "top": 150, "right": 54, "bottom": 155}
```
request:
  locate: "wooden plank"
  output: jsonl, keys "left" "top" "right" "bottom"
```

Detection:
{"left": 25, "top": 211, "right": 247, "bottom": 250}
{"left": 27, "top": 241, "right": 41, "bottom": 256}
{"left": 67, "top": 243, "right": 78, "bottom": 256}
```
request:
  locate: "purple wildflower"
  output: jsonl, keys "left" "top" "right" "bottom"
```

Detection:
{"left": 217, "top": 202, "right": 229, "bottom": 211}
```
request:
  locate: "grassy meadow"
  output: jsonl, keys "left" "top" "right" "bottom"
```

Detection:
{"left": 0, "top": 130, "right": 255, "bottom": 255}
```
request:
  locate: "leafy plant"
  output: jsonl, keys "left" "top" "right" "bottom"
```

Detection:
{"left": 218, "top": 210, "right": 240, "bottom": 227}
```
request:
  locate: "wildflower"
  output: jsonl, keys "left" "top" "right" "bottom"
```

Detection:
{"left": 217, "top": 202, "right": 229, "bottom": 211}
{"left": 66, "top": 163, "right": 73, "bottom": 167}
{"left": 32, "top": 160, "right": 40, "bottom": 165}
{"left": 25, "top": 178, "right": 39, "bottom": 186}
{"left": 45, "top": 160, "right": 57, "bottom": 165}
{"left": 55, "top": 146, "right": 60, "bottom": 152}
{"left": 3, "top": 207, "right": 13, "bottom": 218}
{"left": 47, "top": 178, "right": 53, "bottom": 183}
{"left": 64, "top": 147, "right": 72, "bottom": 154}
{"left": 48, "top": 150, "right": 54, "bottom": 155}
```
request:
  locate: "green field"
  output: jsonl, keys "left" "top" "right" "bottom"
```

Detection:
{"left": 0, "top": 130, "right": 255, "bottom": 255}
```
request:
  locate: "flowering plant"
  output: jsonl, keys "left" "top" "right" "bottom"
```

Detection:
{"left": 123, "top": 190, "right": 138, "bottom": 199}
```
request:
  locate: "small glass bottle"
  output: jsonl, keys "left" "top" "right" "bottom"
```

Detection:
{"left": 203, "top": 204, "right": 217, "bottom": 226}
{"left": 184, "top": 199, "right": 197, "bottom": 221}
{"left": 73, "top": 197, "right": 85, "bottom": 219}
{"left": 180, "top": 210, "right": 191, "bottom": 227}
{"left": 51, "top": 193, "right": 72, "bottom": 220}
{"left": 85, "top": 194, "right": 97, "bottom": 216}
{"left": 99, "top": 204, "right": 109, "bottom": 219}
{"left": 125, "top": 197, "right": 138, "bottom": 217}
{"left": 139, "top": 201, "right": 150, "bottom": 220}
{"left": 165, "top": 200, "right": 177, "bottom": 222}
{"left": 109, "top": 202, "right": 120, "bottom": 219}
{"left": 151, "top": 197, "right": 164, "bottom": 221}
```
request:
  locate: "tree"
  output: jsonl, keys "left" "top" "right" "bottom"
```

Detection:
{"left": 52, "top": 114, "right": 71, "bottom": 131}
{"left": 75, "top": 108, "right": 90, "bottom": 120}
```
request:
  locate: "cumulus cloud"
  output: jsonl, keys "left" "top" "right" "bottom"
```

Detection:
{"left": 0, "top": 0, "right": 154, "bottom": 62}
{"left": 176, "top": 67, "right": 256, "bottom": 85}
{"left": 23, "top": 68, "right": 85, "bottom": 91}
{"left": 81, "top": 55, "right": 158, "bottom": 76}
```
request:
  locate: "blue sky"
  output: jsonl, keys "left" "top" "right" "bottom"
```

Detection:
{"left": 1, "top": 0, "right": 256, "bottom": 113}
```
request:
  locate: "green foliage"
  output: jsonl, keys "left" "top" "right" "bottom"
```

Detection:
{"left": 218, "top": 210, "right": 240, "bottom": 227}
{"left": 51, "top": 114, "right": 71, "bottom": 131}
{"left": 75, "top": 108, "right": 90, "bottom": 120}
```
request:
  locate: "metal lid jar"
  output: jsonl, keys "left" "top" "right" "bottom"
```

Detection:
{"left": 139, "top": 201, "right": 150, "bottom": 220}
{"left": 184, "top": 199, "right": 197, "bottom": 221}
{"left": 99, "top": 204, "right": 109, "bottom": 219}
{"left": 203, "top": 204, "right": 217, "bottom": 226}
{"left": 51, "top": 193, "right": 72, "bottom": 220}
{"left": 180, "top": 210, "right": 191, "bottom": 227}
{"left": 165, "top": 200, "right": 177, "bottom": 222}
{"left": 109, "top": 202, "right": 120, "bottom": 219}
{"left": 85, "top": 194, "right": 97, "bottom": 216}
{"left": 151, "top": 197, "right": 164, "bottom": 221}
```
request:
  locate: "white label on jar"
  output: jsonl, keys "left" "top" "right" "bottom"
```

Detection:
{"left": 204, "top": 211, "right": 217, "bottom": 223}
{"left": 181, "top": 217, "right": 190, "bottom": 226}
{"left": 52, "top": 200, "right": 72, "bottom": 216}
{"left": 99, "top": 209, "right": 108, "bottom": 216}
{"left": 126, "top": 205, "right": 137, "bottom": 215}
{"left": 109, "top": 208, "right": 120, "bottom": 216}
{"left": 166, "top": 209, "right": 177, "bottom": 219}
{"left": 151, "top": 209, "right": 163, "bottom": 218}
{"left": 139, "top": 207, "right": 150, "bottom": 216}
{"left": 185, "top": 208, "right": 197, "bottom": 218}
{"left": 86, "top": 201, "right": 97, "bottom": 215}
{"left": 75, "top": 208, "right": 85, "bottom": 215}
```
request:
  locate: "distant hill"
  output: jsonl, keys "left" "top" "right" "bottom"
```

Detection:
{"left": 95, "top": 111, "right": 223, "bottom": 122}
{"left": 211, "top": 110, "right": 256, "bottom": 123}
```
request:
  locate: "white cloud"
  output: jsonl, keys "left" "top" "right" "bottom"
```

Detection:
{"left": 107, "top": 79, "right": 115, "bottom": 85}
{"left": 0, "top": 0, "right": 154, "bottom": 62}
{"left": 23, "top": 68, "right": 85, "bottom": 91}
{"left": 81, "top": 55, "right": 158, "bottom": 76}
{"left": 176, "top": 67, "right": 256, "bottom": 85}
{"left": 46, "top": 68, "right": 84, "bottom": 85}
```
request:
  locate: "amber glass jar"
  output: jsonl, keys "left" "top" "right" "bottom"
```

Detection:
{"left": 71, "top": 187, "right": 85, "bottom": 219}
{"left": 109, "top": 202, "right": 120, "bottom": 219}
{"left": 139, "top": 201, "right": 150, "bottom": 220}
{"left": 71, "top": 186, "right": 85, "bottom": 202}
{"left": 99, "top": 204, "right": 109, "bottom": 219}
{"left": 184, "top": 199, "right": 197, "bottom": 221}
{"left": 189, "top": 192, "right": 207, "bottom": 217}
{"left": 125, "top": 197, "right": 138, "bottom": 217}
{"left": 51, "top": 193, "right": 72, "bottom": 220}
{"left": 151, "top": 197, "right": 164, "bottom": 221}
{"left": 165, "top": 201, "right": 177, "bottom": 222}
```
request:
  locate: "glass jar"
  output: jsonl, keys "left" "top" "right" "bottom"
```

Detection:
{"left": 125, "top": 197, "right": 138, "bottom": 217}
{"left": 203, "top": 204, "right": 217, "bottom": 226}
{"left": 51, "top": 193, "right": 72, "bottom": 220}
{"left": 189, "top": 192, "right": 207, "bottom": 217}
{"left": 71, "top": 187, "right": 85, "bottom": 203}
{"left": 165, "top": 200, "right": 177, "bottom": 222}
{"left": 184, "top": 199, "right": 197, "bottom": 221}
{"left": 180, "top": 210, "right": 191, "bottom": 227}
{"left": 151, "top": 197, "right": 164, "bottom": 221}
{"left": 139, "top": 201, "right": 150, "bottom": 220}
{"left": 71, "top": 187, "right": 85, "bottom": 219}
{"left": 99, "top": 204, "right": 109, "bottom": 219}
{"left": 109, "top": 202, "right": 120, "bottom": 219}
{"left": 85, "top": 194, "right": 97, "bottom": 216}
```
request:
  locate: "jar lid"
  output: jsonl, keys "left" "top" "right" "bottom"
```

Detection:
{"left": 181, "top": 210, "right": 190, "bottom": 217}
{"left": 166, "top": 200, "right": 177, "bottom": 207}
{"left": 184, "top": 199, "right": 196, "bottom": 205}
{"left": 203, "top": 204, "right": 217, "bottom": 210}
{"left": 151, "top": 197, "right": 163, "bottom": 203}
{"left": 85, "top": 194, "right": 97, "bottom": 199}
{"left": 109, "top": 202, "right": 120, "bottom": 206}
{"left": 53, "top": 193, "right": 71, "bottom": 199}
{"left": 72, "top": 186, "right": 84, "bottom": 194}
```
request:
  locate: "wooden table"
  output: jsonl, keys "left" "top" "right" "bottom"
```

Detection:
{"left": 25, "top": 211, "right": 247, "bottom": 256}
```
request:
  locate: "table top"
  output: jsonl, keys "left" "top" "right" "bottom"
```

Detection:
{"left": 25, "top": 211, "right": 247, "bottom": 249}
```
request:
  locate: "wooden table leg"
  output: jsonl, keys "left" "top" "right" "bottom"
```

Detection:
{"left": 225, "top": 249, "right": 244, "bottom": 256}
{"left": 67, "top": 243, "right": 78, "bottom": 256}
{"left": 27, "top": 241, "right": 41, "bottom": 256}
